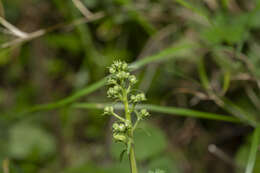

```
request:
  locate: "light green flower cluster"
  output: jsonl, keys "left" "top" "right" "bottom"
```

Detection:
{"left": 104, "top": 60, "right": 150, "bottom": 144}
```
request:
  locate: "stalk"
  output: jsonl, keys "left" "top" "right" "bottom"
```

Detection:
{"left": 123, "top": 89, "right": 138, "bottom": 173}
{"left": 104, "top": 61, "right": 149, "bottom": 173}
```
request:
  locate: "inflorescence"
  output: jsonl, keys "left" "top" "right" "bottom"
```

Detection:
{"left": 103, "top": 60, "right": 150, "bottom": 145}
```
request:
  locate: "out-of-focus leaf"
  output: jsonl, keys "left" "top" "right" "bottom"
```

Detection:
{"left": 245, "top": 126, "right": 260, "bottom": 173}
{"left": 235, "top": 127, "right": 260, "bottom": 173}
{"left": 134, "top": 123, "right": 167, "bottom": 161}
{"left": 111, "top": 123, "right": 167, "bottom": 161}
{"left": 147, "top": 156, "right": 179, "bottom": 173}
{"left": 201, "top": 13, "right": 248, "bottom": 44}
{"left": 45, "top": 34, "right": 82, "bottom": 53}
{"left": 9, "top": 122, "right": 56, "bottom": 160}
{"left": 0, "top": 48, "right": 11, "bottom": 66}
{"left": 65, "top": 163, "right": 106, "bottom": 173}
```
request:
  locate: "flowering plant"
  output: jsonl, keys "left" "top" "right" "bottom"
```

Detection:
{"left": 103, "top": 60, "right": 150, "bottom": 173}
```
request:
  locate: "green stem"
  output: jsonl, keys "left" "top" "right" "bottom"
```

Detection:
{"left": 123, "top": 89, "right": 138, "bottom": 173}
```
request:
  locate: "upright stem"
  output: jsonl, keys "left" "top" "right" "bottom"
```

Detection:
{"left": 123, "top": 89, "right": 138, "bottom": 173}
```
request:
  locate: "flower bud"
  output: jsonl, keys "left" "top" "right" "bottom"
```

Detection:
{"left": 129, "top": 75, "right": 137, "bottom": 84}
{"left": 121, "top": 62, "right": 128, "bottom": 71}
{"left": 140, "top": 109, "right": 150, "bottom": 118}
{"left": 109, "top": 67, "right": 116, "bottom": 74}
{"left": 113, "top": 133, "right": 127, "bottom": 143}
{"left": 125, "top": 120, "right": 131, "bottom": 129}
{"left": 118, "top": 124, "right": 126, "bottom": 132}
{"left": 112, "top": 122, "right": 119, "bottom": 131}
{"left": 104, "top": 106, "right": 114, "bottom": 115}
{"left": 106, "top": 77, "right": 117, "bottom": 85}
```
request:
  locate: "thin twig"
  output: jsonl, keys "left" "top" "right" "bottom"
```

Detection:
{"left": 72, "top": 0, "right": 93, "bottom": 18}
{"left": 208, "top": 144, "right": 243, "bottom": 170}
{"left": 0, "top": 12, "right": 104, "bottom": 49}
{"left": 0, "top": 16, "right": 28, "bottom": 38}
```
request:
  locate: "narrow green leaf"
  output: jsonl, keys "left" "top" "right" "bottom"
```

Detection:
{"left": 220, "top": 97, "right": 257, "bottom": 127}
{"left": 222, "top": 71, "right": 230, "bottom": 94}
{"left": 72, "top": 102, "right": 241, "bottom": 123}
{"left": 175, "top": 0, "right": 211, "bottom": 24}
{"left": 24, "top": 43, "right": 193, "bottom": 114}
{"left": 198, "top": 57, "right": 211, "bottom": 90}
{"left": 130, "top": 43, "right": 194, "bottom": 70}
{"left": 245, "top": 125, "right": 260, "bottom": 173}
{"left": 26, "top": 78, "right": 106, "bottom": 113}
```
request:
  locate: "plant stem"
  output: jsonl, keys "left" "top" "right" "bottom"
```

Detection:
{"left": 123, "top": 89, "right": 138, "bottom": 173}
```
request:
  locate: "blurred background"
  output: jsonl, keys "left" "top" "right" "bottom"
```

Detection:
{"left": 1, "top": 0, "right": 260, "bottom": 172}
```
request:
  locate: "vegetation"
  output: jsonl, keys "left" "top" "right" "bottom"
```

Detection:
{"left": 1, "top": 0, "right": 260, "bottom": 173}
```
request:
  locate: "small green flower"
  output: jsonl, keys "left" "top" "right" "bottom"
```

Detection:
{"left": 107, "top": 77, "right": 117, "bottom": 85}
{"left": 116, "top": 71, "right": 130, "bottom": 79}
{"left": 129, "top": 75, "right": 137, "bottom": 84}
{"left": 130, "top": 93, "right": 146, "bottom": 103}
{"left": 113, "top": 133, "right": 127, "bottom": 143}
{"left": 118, "top": 123, "right": 126, "bottom": 132}
{"left": 104, "top": 106, "right": 114, "bottom": 115}
{"left": 140, "top": 109, "right": 150, "bottom": 119}
{"left": 109, "top": 67, "right": 116, "bottom": 74}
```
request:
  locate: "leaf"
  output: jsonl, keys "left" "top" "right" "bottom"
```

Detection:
{"left": 201, "top": 13, "right": 248, "bottom": 45}
{"left": 148, "top": 156, "right": 179, "bottom": 173}
{"left": 175, "top": 0, "right": 211, "bottom": 24}
{"left": 245, "top": 126, "right": 260, "bottom": 173}
{"left": 120, "top": 149, "right": 126, "bottom": 162}
{"left": 8, "top": 122, "right": 56, "bottom": 160}
{"left": 72, "top": 102, "right": 241, "bottom": 123}
{"left": 23, "top": 43, "right": 193, "bottom": 114}
{"left": 235, "top": 126, "right": 260, "bottom": 173}
{"left": 134, "top": 123, "right": 167, "bottom": 161}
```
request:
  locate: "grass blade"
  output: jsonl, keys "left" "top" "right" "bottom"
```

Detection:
{"left": 130, "top": 42, "right": 194, "bottom": 70}
{"left": 245, "top": 125, "right": 260, "bottom": 173}
{"left": 24, "top": 43, "right": 193, "bottom": 113}
{"left": 175, "top": 0, "right": 211, "bottom": 24}
{"left": 72, "top": 102, "right": 241, "bottom": 123}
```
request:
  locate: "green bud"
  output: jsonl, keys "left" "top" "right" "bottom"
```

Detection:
{"left": 112, "top": 122, "right": 119, "bottom": 131}
{"left": 140, "top": 109, "right": 150, "bottom": 118}
{"left": 118, "top": 124, "right": 126, "bottom": 132}
{"left": 104, "top": 106, "right": 114, "bottom": 115}
{"left": 130, "top": 93, "right": 146, "bottom": 103}
{"left": 113, "top": 133, "right": 127, "bottom": 143}
{"left": 125, "top": 120, "right": 131, "bottom": 129}
{"left": 106, "top": 77, "right": 117, "bottom": 85}
{"left": 109, "top": 67, "right": 116, "bottom": 74}
{"left": 113, "top": 85, "right": 120, "bottom": 91}
{"left": 121, "top": 62, "right": 128, "bottom": 71}
{"left": 129, "top": 75, "right": 137, "bottom": 84}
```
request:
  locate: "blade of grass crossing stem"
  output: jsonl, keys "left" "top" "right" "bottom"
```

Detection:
{"left": 245, "top": 125, "right": 260, "bottom": 173}
{"left": 72, "top": 102, "right": 241, "bottom": 123}
{"left": 24, "top": 43, "right": 193, "bottom": 113}
{"left": 130, "top": 43, "right": 193, "bottom": 70}
{"left": 26, "top": 78, "right": 107, "bottom": 113}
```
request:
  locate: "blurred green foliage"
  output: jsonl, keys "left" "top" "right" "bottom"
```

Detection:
{"left": 1, "top": 0, "right": 260, "bottom": 172}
